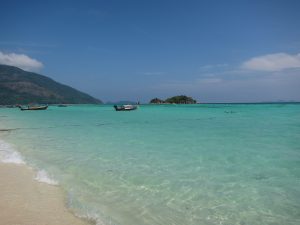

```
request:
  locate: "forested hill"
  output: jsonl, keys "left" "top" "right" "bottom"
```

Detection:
{"left": 0, "top": 65, "right": 102, "bottom": 105}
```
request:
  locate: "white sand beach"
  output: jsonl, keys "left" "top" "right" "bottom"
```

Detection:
{"left": 0, "top": 163, "right": 91, "bottom": 225}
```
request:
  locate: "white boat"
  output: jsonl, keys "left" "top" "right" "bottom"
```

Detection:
{"left": 113, "top": 104, "right": 138, "bottom": 111}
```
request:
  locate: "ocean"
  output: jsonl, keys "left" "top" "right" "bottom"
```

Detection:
{"left": 0, "top": 104, "right": 299, "bottom": 225}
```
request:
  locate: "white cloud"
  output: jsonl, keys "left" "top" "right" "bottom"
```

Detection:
{"left": 242, "top": 52, "right": 300, "bottom": 71}
{"left": 0, "top": 51, "right": 43, "bottom": 72}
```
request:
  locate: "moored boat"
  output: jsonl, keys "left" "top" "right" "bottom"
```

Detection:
{"left": 18, "top": 105, "right": 48, "bottom": 111}
{"left": 113, "top": 104, "right": 137, "bottom": 111}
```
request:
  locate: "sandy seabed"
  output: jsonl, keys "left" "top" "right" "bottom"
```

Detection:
{"left": 0, "top": 163, "right": 91, "bottom": 225}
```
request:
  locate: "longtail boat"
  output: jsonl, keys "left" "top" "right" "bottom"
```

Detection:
{"left": 113, "top": 105, "right": 137, "bottom": 111}
{"left": 18, "top": 105, "right": 48, "bottom": 111}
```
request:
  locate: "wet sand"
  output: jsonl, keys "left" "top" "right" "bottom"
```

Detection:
{"left": 0, "top": 163, "right": 91, "bottom": 225}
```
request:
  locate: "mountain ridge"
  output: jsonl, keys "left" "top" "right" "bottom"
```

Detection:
{"left": 0, "top": 64, "right": 102, "bottom": 105}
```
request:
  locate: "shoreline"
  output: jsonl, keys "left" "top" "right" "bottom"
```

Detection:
{"left": 0, "top": 162, "right": 94, "bottom": 225}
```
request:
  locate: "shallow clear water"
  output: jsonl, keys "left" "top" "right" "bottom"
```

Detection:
{"left": 0, "top": 104, "right": 300, "bottom": 225}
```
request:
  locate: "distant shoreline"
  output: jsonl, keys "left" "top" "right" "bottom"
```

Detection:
{"left": 1, "top": 101, "right": 299, "bottom": 107}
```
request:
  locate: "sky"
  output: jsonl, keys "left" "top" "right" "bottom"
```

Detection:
{"left": 1, "top": 0, "right": 300, "bottom": 103}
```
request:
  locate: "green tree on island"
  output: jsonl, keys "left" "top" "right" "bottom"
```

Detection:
{"left": 149, "top": 98, "right": 165, "bottom": 104}
{"left": 150, "top": 95, "right": 197, "bottom": 104}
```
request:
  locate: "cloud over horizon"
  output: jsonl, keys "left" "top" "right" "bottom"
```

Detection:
{"left": 0, "top": 51, "right": 43, "bottom": 72}
{"left": 242, "top": 53, "right": 300, "bottom": 72}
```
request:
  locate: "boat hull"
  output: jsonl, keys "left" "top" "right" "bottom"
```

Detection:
{"left": 20, "top": 106, "right": 48, "bottom": 111}
{"left": 113, "top": 105, "right": 137, "bottom": 111}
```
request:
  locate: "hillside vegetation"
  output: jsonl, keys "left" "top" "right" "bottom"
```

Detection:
{"left": 0, "top": 65, "right": 102, "bottom": 105}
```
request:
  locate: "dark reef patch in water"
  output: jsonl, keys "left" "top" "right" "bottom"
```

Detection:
{"left": 0, "top": 128, "right": 20, "bottom": 132}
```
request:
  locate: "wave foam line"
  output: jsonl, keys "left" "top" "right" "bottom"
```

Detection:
{"left": 35, "top": 170, "right": 59, "bottom": 185}
{"left": 67, "top": 192, "right": 119, "bottom": 225}
{"left": 0, "top": 140, "right": 112, "bottom": 224}
{"left": 0, "top": 139, "right": 59, "bottom": 186}
{"left": 0, "top": 139, "right": 25, "bottom": 164}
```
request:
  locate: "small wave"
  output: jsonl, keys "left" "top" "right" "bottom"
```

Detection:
{"left": 75, "top": 210, "right": 118, "bottom": 225}
{"left": 0, "top": 139, "right": 25, "bottom": 164}
{"left": 67, "top": 191, "right": 118, "bottom": 225}
{"left": 35, "top": 170, "right": 59, "bottom": 185}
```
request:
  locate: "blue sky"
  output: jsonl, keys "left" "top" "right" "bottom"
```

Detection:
{"left": 1, "top": 0, "right": 300, "bottom": 102}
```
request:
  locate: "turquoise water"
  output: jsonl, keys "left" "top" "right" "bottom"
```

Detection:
{"left": 0, "top": 104, "right": 300, "bottom": 225}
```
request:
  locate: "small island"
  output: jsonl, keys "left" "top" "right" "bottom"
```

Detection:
{"left": 150, "top": 95, "right": 197, "bottom": 104}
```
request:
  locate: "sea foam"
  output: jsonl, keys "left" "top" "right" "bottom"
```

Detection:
{"left": 35, "top": 169, "right": 59, "bottom": 185}
{"left": 0, "top": 139, "right": 58, "bottom": 185}
{"left": 0, "top": 139, "right": 25, "bottom": 164}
